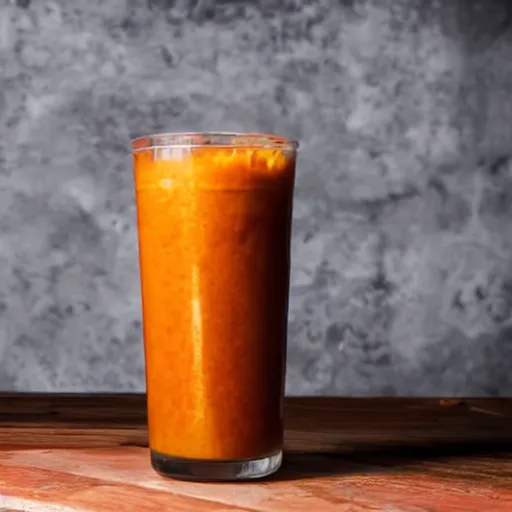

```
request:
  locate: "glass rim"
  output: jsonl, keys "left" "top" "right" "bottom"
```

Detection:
{"left": 131, "top": 132, "right": 299, "bottom": 152}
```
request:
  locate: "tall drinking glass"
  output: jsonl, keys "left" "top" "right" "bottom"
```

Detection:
{"left": 131, "top": 132, "right": 298, "bottom": 481}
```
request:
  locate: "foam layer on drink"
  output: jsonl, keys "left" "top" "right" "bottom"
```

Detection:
{"left": 134, "top": 147, "right": 295, "bottom": 191}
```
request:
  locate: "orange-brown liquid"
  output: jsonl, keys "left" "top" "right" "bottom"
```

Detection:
{"left": 133, "top": 146, "right": 295, "bottom": 460}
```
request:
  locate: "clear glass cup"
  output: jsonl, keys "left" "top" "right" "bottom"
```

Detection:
{"left": 131, "top": 132, "right": 298, "bottom": 481}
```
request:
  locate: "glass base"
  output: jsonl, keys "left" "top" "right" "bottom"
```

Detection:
{"left": 150, "top": 449, "right": 282, "bottom": 482}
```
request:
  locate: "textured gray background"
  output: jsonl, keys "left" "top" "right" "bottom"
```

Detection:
{"left": 1, "top": 0, "right": 512, "bottom": 395}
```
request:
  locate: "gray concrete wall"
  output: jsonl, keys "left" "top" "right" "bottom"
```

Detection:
{"left": 1, "top": 0, "right": 512, "bottom": 395}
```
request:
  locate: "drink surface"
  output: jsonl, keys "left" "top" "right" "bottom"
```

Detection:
{"left": 134, "top": 146, "right": 296, "bottom": 460}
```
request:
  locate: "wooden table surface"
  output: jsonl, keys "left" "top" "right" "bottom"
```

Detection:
{"left": 0, "top": 395, "right": 512, "bottom": 511}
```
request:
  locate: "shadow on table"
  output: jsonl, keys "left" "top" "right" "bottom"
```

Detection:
{"left": 262, "top": 442, "right": 512, "bottom": 483}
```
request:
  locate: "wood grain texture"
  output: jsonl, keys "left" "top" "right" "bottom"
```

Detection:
{"left": 1, "top": 394, "right": 512, "bottom": 450}
{"left": 2, "top": 446, "right": 512, "bottom": 512}
{"left": 1, "top": 395, "right": 512, "bottom": 511}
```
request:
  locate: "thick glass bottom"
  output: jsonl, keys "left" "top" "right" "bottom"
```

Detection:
{"left": 150, "top": 449, "right": 282, "bottom": 482}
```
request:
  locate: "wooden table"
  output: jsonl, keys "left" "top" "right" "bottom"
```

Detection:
{"left": 0, "top": 395, "right": 511, "bottom": 511}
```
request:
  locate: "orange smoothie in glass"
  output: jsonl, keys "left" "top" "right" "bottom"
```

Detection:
{"left": 131, "top": 133, "right": 297, "bottom": 481}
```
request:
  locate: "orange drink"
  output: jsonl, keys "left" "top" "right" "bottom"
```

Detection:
{"left": 131, "top": 133, "right": 297, "bottom": 481}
